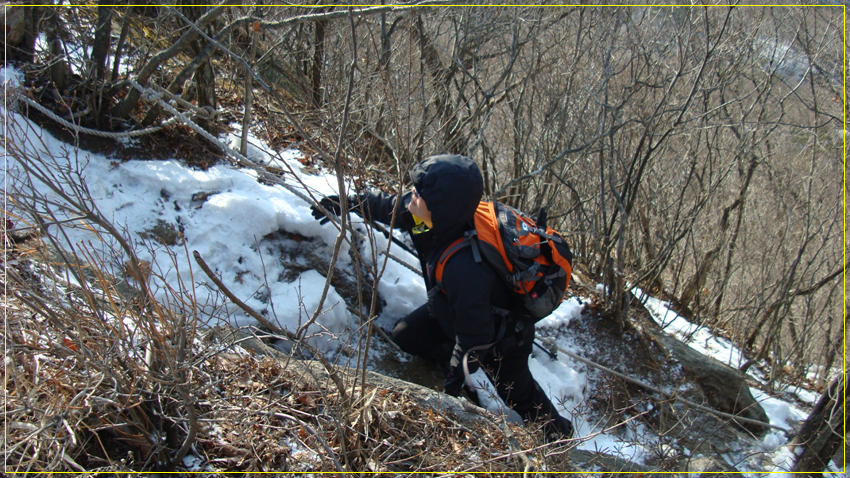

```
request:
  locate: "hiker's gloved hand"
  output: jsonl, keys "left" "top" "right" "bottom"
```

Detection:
{"left": 311, "top": 195, "right": 365, "bottom": 225}
{"left": 310, "top": 196, "right": 342, "bottom": 225}
{"left": 444, "top": 366, "right": 465, "bottom": 397}
{"left": 313, "top": 195, "right": 361, "bottom": 225}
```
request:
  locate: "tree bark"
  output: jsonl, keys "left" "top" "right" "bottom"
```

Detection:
{"left": 111, "top": 6, "right": 134, "bottom": 82}
{"left": 792, "top": 374, "right": 846, "bottom": 475}
{"left": 183, "top": 4, "right": 217, "bottom": 133}
{"left": 310, "top": 15, "right": 327, "bottom": 107}
{"left": 4, "top": 5, "right": 43, "bottom": 64}
{"left": 679, "top": 246, "right": 720, "bottom": 310}
{"left": 92, "top": 4, "right": 113, "bottom": 80}
{"left": 240, "top": 23, "right": 258, "bottom": 157}
{"left": 44, "top": 8, "right": 68, "bottom": 91}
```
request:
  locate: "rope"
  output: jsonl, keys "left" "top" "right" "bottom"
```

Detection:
{"left": 9, "top": 79, "right": 420, "bottom": 276}
{"left": 16, "top": 79, "right": 777, "bottom": 438}
{"left": 130, "top": 79, "right": 243, "bottom": 159}
{"left": 146, "top": 81, "right": 216, "bottom": 120}
{"left": 13, "top": 92, "right": 181, "bottom": 138}
{"left": 130, "top": 79, "right": 781, "bottom": 437}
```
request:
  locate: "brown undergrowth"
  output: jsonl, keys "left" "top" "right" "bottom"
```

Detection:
{"left": 4, "top": 235, "right": 575, "bottom": 475}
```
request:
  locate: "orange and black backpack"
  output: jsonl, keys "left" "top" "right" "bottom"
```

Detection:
{"left": 434, "top": 201, "right": 573, "bottom": 320}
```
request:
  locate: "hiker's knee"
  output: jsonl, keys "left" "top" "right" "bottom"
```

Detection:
{"left": 391, "top": 318, "right": 419, "bottom": 353}
{"left": 392, "top": 307, "right": 432, "bottom": 353}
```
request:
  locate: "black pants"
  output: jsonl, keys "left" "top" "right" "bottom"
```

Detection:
{"left": 392, "top": 302, "right": 563, "bottom": 424}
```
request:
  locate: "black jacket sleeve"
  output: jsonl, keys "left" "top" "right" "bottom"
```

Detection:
{"left": 356, "top": 188, "right": 416, "bottom": 231}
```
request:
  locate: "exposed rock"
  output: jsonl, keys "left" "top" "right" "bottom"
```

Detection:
{"left": 4, "top": 5, "right": 25, "bottom": 47}
{"left": 646, "top": 328, "right": 770, "bottom": 435}
{"left": 570, "top": 449, "right": 662, "bottom": 476}
{"left": 190, "top": 190, "right": 220, "bottom": 208}
{"left": 212, "top": 325, "right": 499, "bottom": 426}
{"left": 139, "top": 219, "right": 183, "bottom": 246}
{"left": 262, "top": 229, "right": 377, "bottom": 314}
{"left": 211, "top": 324, "right": 672, "bottom": 476}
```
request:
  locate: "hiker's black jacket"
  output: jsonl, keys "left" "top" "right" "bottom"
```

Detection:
{"left": 357, "top": 155, "right": 518, "bottom": 374}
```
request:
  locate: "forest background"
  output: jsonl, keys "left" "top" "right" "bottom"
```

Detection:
{"left": 3, "top": 2, "right": 846, "bottom": 475}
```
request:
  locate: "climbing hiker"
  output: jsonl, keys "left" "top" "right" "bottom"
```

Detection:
{"left": 311, "top": 154, "right": 574, "bottom": 441}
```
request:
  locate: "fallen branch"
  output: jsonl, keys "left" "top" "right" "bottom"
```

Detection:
{"left": 193, "top": 250, "right": 348, "bottom": 402}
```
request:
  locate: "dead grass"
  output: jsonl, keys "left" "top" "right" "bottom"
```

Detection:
{"left": 4, "top": 237, "right": 577, "bottom": 475}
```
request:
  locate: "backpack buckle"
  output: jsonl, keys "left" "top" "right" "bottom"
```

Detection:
{"left": 464, "top": 229, "right": 482, "bottom": 263}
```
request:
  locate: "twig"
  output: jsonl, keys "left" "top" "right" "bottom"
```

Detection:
{"left": 499, "top": 419, "right": 537, "bottom": 476}
{"left": 346, "top": 306, "right": 404, "bottom": 354}
{"left": 192, "top": 250, "right": 348, "bottom": 402}
{"left": 246, "top": 410, "right": 345, "bottom": 473}
{"left": 170, "top": 301, "right": 198, "bottom": 468}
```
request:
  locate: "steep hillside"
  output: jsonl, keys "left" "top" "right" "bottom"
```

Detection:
{"left": 6, "top": 78, "right": 833, "bottom": 474}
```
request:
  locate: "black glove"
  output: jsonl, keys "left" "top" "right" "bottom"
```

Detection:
{"left": 311, "top": 195, "right": 366, "bottom": 225}
{"left": 310, "top": 196, "right": 343, "bottom": 225}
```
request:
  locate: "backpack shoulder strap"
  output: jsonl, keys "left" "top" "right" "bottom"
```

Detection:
{"left": 434, "top": 230, "right": 481, "bottom": 289}
{"left": 433, "top": 201, "right": 508, "bottom": 292}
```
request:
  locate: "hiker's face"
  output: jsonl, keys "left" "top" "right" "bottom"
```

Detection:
{"left": 408, "top": 188, "right": 432, "bottom": 227}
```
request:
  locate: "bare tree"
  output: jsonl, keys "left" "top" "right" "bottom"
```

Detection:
{"left": 791, "top": 373, "right": 846, "bottom": 475}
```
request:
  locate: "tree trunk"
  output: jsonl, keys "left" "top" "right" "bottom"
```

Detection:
{"left": 679, "top": 246, "right": 720, "bottom": 311}
{"left": 140, "top": 34, "right": 219, "bottom": 127}
{"left": 183, "top": 4, "right": 216, "bottom": 133}
{"left": 637, "top": 205, "right": 665, "bottom": 294}
{"left": 711, "top": 153, "right": 758, "bottom": 327}
{"left": 44, "top": 8, "right": 68, "bottom": 91}
{"left": 4, "top": 5, "right": 43, "bottom": 64}
{"left": 193, "top": 59, "right": 217, "bottom": 132}
{"left": 92, "top": 4, "right": 113, "bottom": 80}
{"left": 792, "top": 374, "right": 846, "bottom": 475}
{"left": 111, "top": 6, "right": 134, "bottom": 82}
{"left": 310, "top": 17, "right": 327, "bottom": 108}
{"left": 240, "top": 23, "right": 258, "bottom": 157}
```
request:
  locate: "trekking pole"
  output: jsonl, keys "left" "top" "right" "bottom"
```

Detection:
{"left": 533, "top": 337, "right": 784, "bottom": 432}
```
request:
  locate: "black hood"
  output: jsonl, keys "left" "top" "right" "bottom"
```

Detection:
{"left": 410, "top": 154, "right": 483, "bottom": 238}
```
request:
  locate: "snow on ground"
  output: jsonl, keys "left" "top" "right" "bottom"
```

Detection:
{"left": 3, "top": 66, "right": 842, "bottom": 475}
{"left": 635, "top": 287, "right": 748, "bottom": 369}
{"left": 635, "top": 287, "right": 844, "bottom": 476}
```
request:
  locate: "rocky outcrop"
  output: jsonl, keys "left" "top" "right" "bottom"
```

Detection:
{"left": 647, "top": 328, "right": 770, "bottom": 434}
{"left": 209, "top": 325, "right": 493, "bottom": 425}
{"left": 4, "top": 5, "right": 25, "bottom": 47}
